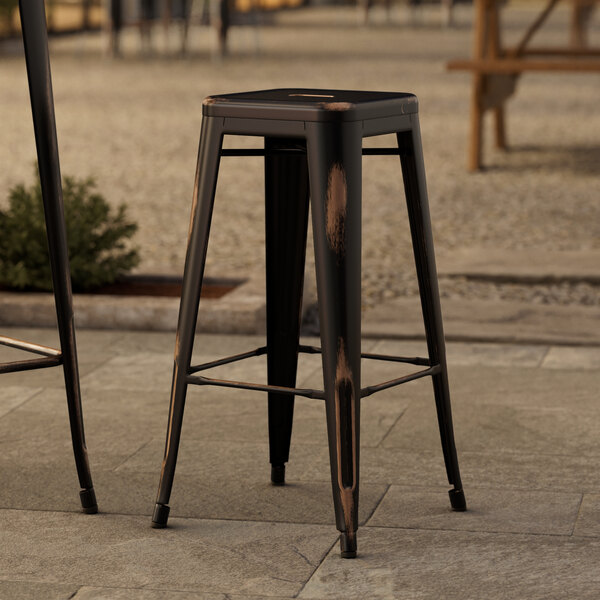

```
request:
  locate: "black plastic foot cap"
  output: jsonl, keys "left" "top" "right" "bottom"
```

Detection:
{"left": 449, "top": 488, "right": 467, "bottom": 511}
{"left": 79, "top": 488, "right": 98, "bottom": 514}
{"left": 340, "top": 532, "right": 357, "bottom": 558}
{"left": 152, "top": 503, "right": 170, "bottom": 528}
{"left": 271, "top": 463, "right": 286, "bottom": 486}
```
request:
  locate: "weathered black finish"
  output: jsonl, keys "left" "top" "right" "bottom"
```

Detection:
{"left": 397, "top": 120, "right": 465, "bottom": 510}
{"left": 152, "top": 89, "right": 466, "bottom": 555}
{"left": 305, "top": 119, "right": 363, "bottom": 557}
{"left": 152, "top": 116, "right": 223, "bottom": 527}
{"left": 265, "top": 137, "right": 311, "bottom": 486}
{"left": 0, "top": 0, "right": 97, "bottom": 513}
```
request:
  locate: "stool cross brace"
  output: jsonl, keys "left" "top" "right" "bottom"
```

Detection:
{"left": 186, "top": 345, "right": 439, "bottom": 400}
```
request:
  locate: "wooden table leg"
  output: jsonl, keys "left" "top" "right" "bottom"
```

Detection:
{"left": 488, "top": 1, "right": 507, "bottom": 150}
{"left": 570, "top": 0, "right": 596, "bottom": 48}
{"left": 469, "top": 74, "right": 484, "bottom": 171}
{"left": 468, "top": 0, "right": 491, "bottom": 171}
{"left": 494, "top": 108, "right": 506, "bottom": 149}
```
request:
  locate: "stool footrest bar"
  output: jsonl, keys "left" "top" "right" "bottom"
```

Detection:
{"left": 189, "top": 344, "right": 430, "bottom": 373}
{"left": 0, "top": 335, "right": 63, "bottom": 374}
{"left": 0, "top": 355, "right": 62, "bottom": 374}
{"left": 0, "top": 335, "right": 61, "bottom": 357}
{"left": 220, "top": 148, "right": 403, "bottom": 157}
{"left": 297, "top": 344, "right": 431, "bottom": 366}
{"left": 188, "top": 346, "right": 268, "bottom": 374}
{"left": 186, "top": 374, "right": 326, "bottom": 399}
{"left": 360, "top": 365, "right": 441, "bottom": 398}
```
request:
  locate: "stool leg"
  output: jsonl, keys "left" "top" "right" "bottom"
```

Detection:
{"left": 20, "top": 0, "right": 97, "bottom": 513}
{"left": 265, "top": 138, "right": 310, "bottom": 486}
{"left": 152, "top": 117, "right": 223, "bottom": 528}
{"left": 306, "top": 122, "right": 362, "bottom": 558}
{"left": 397, "top": 117, "right": 466, "bottom": 512}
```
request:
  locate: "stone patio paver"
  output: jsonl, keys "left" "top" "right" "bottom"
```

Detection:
{"left": 72, "top": 588, "right": 257, "bottom": 600}
{"left": 382, "top": 395, "right": 600, "bottom": 456}
{"left": 367, "top": 485, "right": 582, "bottom": 535}
{"left": 0, "top": 386, "right": 41, "bottom": 419}
{"left": 0, "top": 581, "right": 80, "bottom": 600}
{"left": 1, "top": 328, "right": 599, "bottom": 598}
{"left": 299, "top": 527, "right": 600, "bottom": 600}
{"left": 0, "top": 510, "right": 336, "bottom": 597}
{"left": 363, "top": 298, "right": 600, "bottom": 345}
{"left": 542, "top": 346, "right": 600, "bottom": 370}
{"left": 574, "top": 494, "right": 600, "bottom": 538}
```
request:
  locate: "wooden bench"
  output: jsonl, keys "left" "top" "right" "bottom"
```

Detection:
{"left": 447, "top": 0, "right": 600, "bottom": 170}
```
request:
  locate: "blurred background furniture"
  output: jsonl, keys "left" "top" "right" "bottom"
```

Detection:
{"left": 448, "top": 0, "right": 600, "bottom": 170}
{"left": 107, "top": 0, "right": 233, "bottom": 56}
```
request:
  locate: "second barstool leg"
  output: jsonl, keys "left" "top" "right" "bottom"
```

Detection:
{"left": 152, "top": 117, "right": 223, "bottom": 528}
{"left": 265, "top": 138, "right": 310, "bottom": 485}
{"left": 20, "top": 0, "right": 97, "bottom": 513}
{"left": 307, "top": 122, "right": 362, "bottom": 558}
{"left": 397, "top": 117, "right": 466, "bottom": 511}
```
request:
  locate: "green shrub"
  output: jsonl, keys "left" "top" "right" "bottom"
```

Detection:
{"left": 0, "top": 171, "right": 140, "bottom": 292}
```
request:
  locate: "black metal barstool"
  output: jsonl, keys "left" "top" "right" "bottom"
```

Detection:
{"left": 151, "top": 89, "right": 465, "bottom": 557}
{"left": 0, "top": 0, "right": 97, "bottom": 513}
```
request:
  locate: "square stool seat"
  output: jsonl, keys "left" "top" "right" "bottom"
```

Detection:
{"left": 152, "top": 88, "right": 466, "bottom": 559}
{"left": 203, "top": 88, "right": 418, "bottom": 123}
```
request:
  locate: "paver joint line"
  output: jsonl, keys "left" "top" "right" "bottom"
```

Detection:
{"left": 572, "top": 494, "right": 586, "bottom": 536}
{"left": 363, "top": 524, "right": 584, "bottom": 539}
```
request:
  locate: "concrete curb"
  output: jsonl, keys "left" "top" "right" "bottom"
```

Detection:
{"left": 0, "top": 276, "right": 316, "bottom": 335}
{"left": 2, "top": 280, "right": 598, "bottom": 346}
{"left": 438, "top": 249, "right": 600, "bottom": 285}
{"left": 363, "top": 298, "right": 600, "bottom": 346}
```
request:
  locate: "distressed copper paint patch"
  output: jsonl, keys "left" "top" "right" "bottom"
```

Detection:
{"left": 334, "top": 338, "right": 357, "bottom": 532}
{"left": 289, "top": 93, "right": 335, "bottom": 98}
{"left": 187, "top": 186, "right": 199, "bottom": 240}
{"left": 325, "top": 163, "right": 347, "bottom": 255}
{"left": 163, "top": 380, "right": 179, "bottom": 463}
{"left": 174, "top": 330, "right": 181, "bottom": 359}
{"left": 400, "top": 97, "right": 418, "bottom": 114}
{"left": 202, "top": 97, "right": 216, "bottom": 106}
{"left": 322, "top": 102, "right": 354, "bottom": 111}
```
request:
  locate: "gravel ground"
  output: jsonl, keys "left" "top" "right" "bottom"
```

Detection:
{"left": 0, "top": 4, "right": 599, "bottom": 308}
